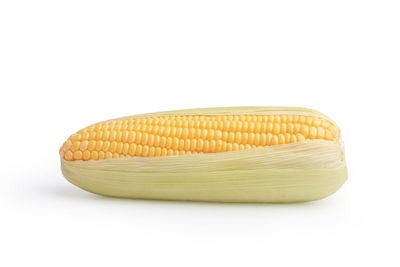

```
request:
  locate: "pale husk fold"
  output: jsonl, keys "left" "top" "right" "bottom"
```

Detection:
{"left": 61, "top": 140, "right": 347, "bottom": 203}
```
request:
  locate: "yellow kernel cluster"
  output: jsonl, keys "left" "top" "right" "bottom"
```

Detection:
{"left": 60, "top": 114, "right": 337, "bottom": 161}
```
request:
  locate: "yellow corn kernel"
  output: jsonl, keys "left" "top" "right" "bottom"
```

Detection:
{"left": 61, "top": 111, "right": 338, "bottom": 161}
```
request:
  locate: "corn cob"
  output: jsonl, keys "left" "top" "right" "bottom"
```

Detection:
{"left": 60, "top": 107, "right": 347, "bottom": 203}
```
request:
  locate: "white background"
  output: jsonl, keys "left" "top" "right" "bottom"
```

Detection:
{"left": 1, "top": 1, "right": 399, "bottom": 266}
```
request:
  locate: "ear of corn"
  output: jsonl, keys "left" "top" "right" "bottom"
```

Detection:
{"left": 60, "top": 107, "right": 347, "bottom": 203}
